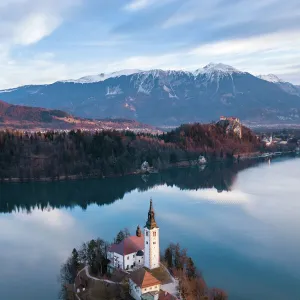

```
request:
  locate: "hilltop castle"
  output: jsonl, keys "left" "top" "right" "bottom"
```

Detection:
{"left": 219, "top": 116, "right": 243, "bottom": 139}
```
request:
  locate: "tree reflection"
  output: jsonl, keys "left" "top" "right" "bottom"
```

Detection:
{"left": 0, "top": 160, "right": 260, "bottom": 213}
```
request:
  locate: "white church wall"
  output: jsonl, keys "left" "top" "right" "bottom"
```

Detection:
{"left": 144, "top": 228, "right": 151, "bottom": 268}
{"left": 135, "top": 255, "right": 144, "bottom": 267}
{"left": 144, "top": 227, "right": 160, "bottom": 269}
{"left": 124, "top": 253, "right": 137, "bottom": 270}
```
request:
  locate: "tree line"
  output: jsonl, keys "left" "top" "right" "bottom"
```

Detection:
{"left": 0, "top": 122, "right": 261, "bottom": 181}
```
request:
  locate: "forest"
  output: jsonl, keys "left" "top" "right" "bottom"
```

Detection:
{"left": 0, "top": 122, "right": 262, "bottom": 181}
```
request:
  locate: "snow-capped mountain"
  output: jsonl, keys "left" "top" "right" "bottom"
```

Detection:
{"left": 258, "top": 74, "right": 300, "bottom": 96}
{"left": 1, "top": 63, "right": 300, "bottom": 125}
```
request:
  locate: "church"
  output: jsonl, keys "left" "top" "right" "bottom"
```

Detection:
{"left": 108, "top": 199, "right": 168, "bottom": 300}
{"left": 107, "top": 198, "right": 160, "bottom": 272}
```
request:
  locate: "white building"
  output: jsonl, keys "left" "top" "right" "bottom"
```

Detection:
{"left": 198, "top": 156, "right": 207, "bottom": 164}
{"left": 144, "top": 199, "right": 160, "bottom": 270}
{"left": 129, "top": 268, "right": 161, "bottom": 300}
{"left": 107, "top": 228, "right": 144, "bottom": 272}
{"left": 108, "top": 199, "right": 160, "bottom": 272}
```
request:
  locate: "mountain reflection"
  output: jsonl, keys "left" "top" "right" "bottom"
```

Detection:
{"left": 0, "top": 160, "right": 261, "bottom": 213}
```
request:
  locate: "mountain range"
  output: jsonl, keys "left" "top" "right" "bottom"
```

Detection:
{"left": 1, "top": 63, "right": 300, "bottom": 126}
{"left": 0, "top": 100, "right": 157, "bottom": 132}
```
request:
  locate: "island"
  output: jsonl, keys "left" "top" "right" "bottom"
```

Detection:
{"left": 60, "top": 199, "right": 227, "bottom": 300}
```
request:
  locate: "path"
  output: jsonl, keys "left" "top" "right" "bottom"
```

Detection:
{"left": 80, "top": 266, "right": 120, "bottom": 284}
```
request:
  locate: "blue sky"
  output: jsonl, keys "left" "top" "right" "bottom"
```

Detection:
{"left": 0, "top": 0, "right": 299, "bottom": 88}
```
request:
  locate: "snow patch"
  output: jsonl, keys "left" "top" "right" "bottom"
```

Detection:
{"left": 0, "top": 88, "right": 17, "bottom": 93}
{"left": 194, "top": 63, "right": 244, "bottom": 77}
{"left": 62, "top": 69, "right": 142, "bottom": 84}
{"left": 106, "top": 86, "right": 123, "bottom": 96}
{"left": 258, "top": 74, "right": 282, "bottom": 83}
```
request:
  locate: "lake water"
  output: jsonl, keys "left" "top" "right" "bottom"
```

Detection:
{"left": 0, "top": 157, "right": 300, "bottom": 300}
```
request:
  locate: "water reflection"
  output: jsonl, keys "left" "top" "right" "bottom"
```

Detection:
{"left": 0, "top": 207, "right": 93, "bottom": 299}
{"left": 0, "top": 159, "right": 260, "bottom": 213}
{"left": 0, "top": 157, "right": 299, "bottom": 300}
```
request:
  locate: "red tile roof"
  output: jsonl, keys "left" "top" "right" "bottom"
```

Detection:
{"left": 108, "top": 235, "right": 144, "bottom": 256}
{"left": 130, "top": 268, "right": 161, "bottom": 289}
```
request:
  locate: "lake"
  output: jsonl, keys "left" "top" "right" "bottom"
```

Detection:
{"left": 0, "top": 157, "right": 299, "bottom": 300}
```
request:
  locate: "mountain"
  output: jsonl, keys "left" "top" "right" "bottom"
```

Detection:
{"left": 258, "top": 74, "right": 300, "bottom": 97}
{"left": 0, "top": 100, "right": 158, "bottom": 132}
{"left": 1, "top": 63, "right": 300, "bottom": 126}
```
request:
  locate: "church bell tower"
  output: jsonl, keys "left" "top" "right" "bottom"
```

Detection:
{"left": 144, "top": 198, "right": 160, "bottom": 269}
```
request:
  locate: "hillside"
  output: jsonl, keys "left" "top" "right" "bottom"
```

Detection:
{"left": 0, "top": 100, "right": 158, "bottom": 132}
{"left": 1, "top": 63, "right": 300, "bottom": 126}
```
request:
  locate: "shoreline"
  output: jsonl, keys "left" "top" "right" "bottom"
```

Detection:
{"left": 1, "top": 152, "right": 294, "bottom": 184}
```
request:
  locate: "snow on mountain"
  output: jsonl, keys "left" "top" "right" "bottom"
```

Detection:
{"left": 258, "top": 74, "right": 282, "bottom": 83}
{"left": 62, "top": 69, "right": 142, "bottom": 84}
{"left": 194, "top": 63, "right": 244, "bottom": 77}
{"left": 258, "top": 74, "right": 300, "bottom": 96}
{"left": 61, "top": 63, "right": 244, "bottom": 86}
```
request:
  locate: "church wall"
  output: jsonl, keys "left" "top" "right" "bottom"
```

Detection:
{"left": 144, "top": 228, "right": 151, "bottom": 269}
{"left": 144, "top": 227, "right": 160, "bottom": 269}
{"left": 124, "top": 252, "right": 138, "bottom": 270}
{"left": 135, "top": 255, "right": 144, "bottom": 267}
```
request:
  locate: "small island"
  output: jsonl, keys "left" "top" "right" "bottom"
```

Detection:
{"left": 60, "top": 199, "right": 227, "bottom": 300}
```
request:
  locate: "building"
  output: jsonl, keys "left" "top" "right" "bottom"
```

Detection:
{"left": 108, "top": 199, "right": 160, "bottom": 272}
{"left": 129, "top": 268, "right": 161, "bottom": 300}
{"left": 144, "top": 199, "right": 160, "bottom": 270}
{"left": 107, "top": 233, "right": 144, "bottom": 271}
{"left": 220, "top": 116, "right": 240, "bottom": 123}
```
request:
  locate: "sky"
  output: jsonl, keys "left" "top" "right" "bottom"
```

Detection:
{"left": 0, "top": 0, "right": 299, "bottom": 89}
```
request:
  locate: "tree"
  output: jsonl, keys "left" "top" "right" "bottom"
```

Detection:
{"left": 71, "top": 248, "right": 80, "bottom": 271}
{"left": 164, "top": 247, "right": 173, "bottom": 268}
{"left": 115, "top": 231, "right": 125, "bottom": 244}
{"left": 115, "top": 228, "right": 130, "bottom": 244}
{"left": 186, "top": 257, "right": 197, "bottom": 279}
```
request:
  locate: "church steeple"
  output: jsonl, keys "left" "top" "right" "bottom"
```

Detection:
{"left": 145, "top": 198, "right": 158, "bottom": 229}
{"left": 144, "top": 198, "right": 160, "bottom": 269}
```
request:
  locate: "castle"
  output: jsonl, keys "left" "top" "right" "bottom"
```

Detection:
{"left": 219, "top": 116, "right": 242, "bottom": 139}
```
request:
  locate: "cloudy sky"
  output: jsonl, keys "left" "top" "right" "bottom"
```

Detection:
{"left": 0, "top": 0, "right": 300, "bottom": 89}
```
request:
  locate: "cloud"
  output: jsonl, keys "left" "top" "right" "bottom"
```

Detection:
{"left": 0, "top": 0, "right": 81, "bottom": 46}
{"left": 124, "top": 0, "right": 176, "bottom": 11}
{"left": 13, "top": 13, "right": 61, "bottom": 45}
{"left": 0, "top": 0, "right": 299, "bottom": 88}
{"left": 162, "top": 0, "right": 300, "bottom": 29}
